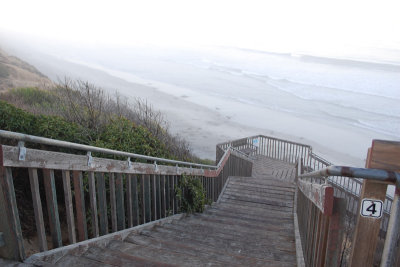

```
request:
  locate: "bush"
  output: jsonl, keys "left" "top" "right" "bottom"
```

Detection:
{"left": 0, "top": 100, "right": 36, "bottom": 134}
{"left": 91, "top": 117, "right": 169, "bottom": 158}
{"left": 1, "top": 82, "right": 200, "bottom": 163}
{"left": 176, "top": 175, "right": 209, "bottom": 213}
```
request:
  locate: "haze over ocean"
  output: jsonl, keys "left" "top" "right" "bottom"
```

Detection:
{"left": 65, "top": 45, "right": 400, "bottom": 137}
{"left": 34, "top": 44, "right": 394, "bottom": 165}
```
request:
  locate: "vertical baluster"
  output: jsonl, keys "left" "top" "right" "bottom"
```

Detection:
{"left": 88, "top": 172, "right": 99, "bottom": 237}
{"left": 116, "top": 173, "right": 125, "bottom": 230}
{"left": 165, "top": 175, "right": 170, "bottom": 215}
{"left": 126, "top": 174, "right": 133, "bottom": 228}
{"left": 156, "top": 175, "right": 161, "bottom": 220}
{"left": 73, "top": 171, "right": 88, "bottom": 241}
{"left": 161, "top": 175, "right": 166, "bottom": 218}
{"left": 61, "top": 170, "right": 76, "bottom": 245}
{"left": 283, "top": 142, "right": 287, "bottom": 162}
{"left": 109, "top": 173, "right": 117, "bottom": 232}
{"left": 28, "top": 169, "right": 48, "bottom": 251}
{"left": 140, "top": 174, "right": 145, "bottom": 224}
{"left": 144, "top": 174, "right": 151, "bottom": 222}
{"left": 171, "top": 175, "right": 175, "bottom": 214}
{"left": 151, "top": 174, "right": 156, "bottom": 221}
{"left": 261, "top": 137, "right": 264, "bottom": 155}
{"left": 97, "top": 173, "right": 108, "bottom": 235}
{"left": 174, "top": 175, "right": 178, "bottom": 212}
{"left": 43, "top": 169, "right": 62, "bottom": 248}
{"left": 131, "top": 175, "right": 139, "bottom": 226}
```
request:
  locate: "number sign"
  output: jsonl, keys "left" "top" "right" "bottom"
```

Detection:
{"left": 360, "top": 199, "right": 383, "bottom": 218}
{"left": 252, "top": 138, "right": 259, "bottom": 147}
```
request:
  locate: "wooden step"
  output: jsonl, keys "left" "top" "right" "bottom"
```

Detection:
{"left": 126, "top": 233, "right": 243, "bottom": 266}
{"left": 81, "top": 245, "right": 174, "bottom": 267}
{"left": 169, "top": 217, "right": 295, "bottom": 246}
{"left": 136, "top": 227, "right": 296, "bottom": 264}
{"left": 54, "top": 254, "right": 115, "bottom": 267}
{"left": 127, "top": 231, "right": 294, "bottom": 267}
{"left": 106, "top": 239, "right": 223, "bottom": 266}
{"left": 212, "top": 202, "right": 294, "bottom": 219}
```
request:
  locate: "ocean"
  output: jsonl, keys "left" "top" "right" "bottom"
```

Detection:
{"left": 72, "top": 46, "right": 400, "bottom": 139}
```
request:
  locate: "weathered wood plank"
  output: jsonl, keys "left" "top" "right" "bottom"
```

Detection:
{"left": 43, "top": 169, "right": 62, "bottom": 248}
{"left": 156, "top": 175, "right": 161, "bottom": 220}
{"left": 297, "top": 178, "right": 333, "bottom": 215}
{"left": 97, "top": 172, "right": 108, "bottom": 235}
{"left": 88, "top": 172, "right": 99, "bottom": 238}
{"left": 29, "top": 168, "right": 48, "bottom": 251}
{"left": 131, "top": 175, "right": 139, "bottom": 226}
{"left": 349, "top": 140, "right": 399, "bottom": 267}
{"left": 0, "top": 166, "right": 25, "bottom": 260}
{"left": 73, "top": 171, "right": 88, "bottom": 241}
{"left": 109, "top": 173, "right": 117, "bottom": 232}
{"left": 144, "top": 174, "right": 151, "bottom": 222}
{"left": 171, "top": 175, "right": 175, "bottom": 214}
{"left": 160, "top": 175, "right": 166, "bottom": 218}
{"left": 140, "top": 174, "right": 145, "bottom": 224}
{"left": 165, "top": 175, "right": 170, "bottom": 214}
{"left": 61, "top": 170, "right": 76, "bottom": 245}
{"left": 126, "top": 174, "right": 133, "bottom": 228}
{"left": 151, "top": 174, "right": 156, "bottom": 221}
{"left": 369, "top": 140, "right": 400, "bottom": 171}
{"left": 1, "top": 145, "right": 206, "bottom": 176}
{"left": 116, "top": 173, "right": 125, "bottom": 230}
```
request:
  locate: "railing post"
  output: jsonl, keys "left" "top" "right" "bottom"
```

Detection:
{"left": 325, "top": 197, "right": 346, "bottom": 267}
{"left": 381, "top": 186, "right": 400, "bottom": 267}
{"left": 349, "top": 140, "right": 400, "bottom": 266}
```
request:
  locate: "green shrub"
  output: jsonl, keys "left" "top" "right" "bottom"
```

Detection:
{"left": 92, "top": 117, "right": 169, "bottom": 158}
{"left": 0, "top": 100, "right": 89, "bottom": 146}
{"left": 176, "top": 175, "right": 209, "bottom": 213}
{"left": 0, "top": 100, "right": 36, "bottom": 134}
{"left": 8, "top": 87, "right": 58, "bottom": 106}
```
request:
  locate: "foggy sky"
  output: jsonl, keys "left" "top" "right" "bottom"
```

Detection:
{"left": 1, "top": 0, "right": 399, "bottom": 60}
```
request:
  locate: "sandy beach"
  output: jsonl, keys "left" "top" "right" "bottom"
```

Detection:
{"left": 8, "top": 47, "right": 397, "bottom": 167}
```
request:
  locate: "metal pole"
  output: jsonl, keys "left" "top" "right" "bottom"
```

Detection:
{"left": 381, "top": 184, "right": 400, "bottom": 267}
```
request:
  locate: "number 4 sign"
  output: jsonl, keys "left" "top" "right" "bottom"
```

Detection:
{"left": 360, "top": 199, "right": 383, "bottom": 218}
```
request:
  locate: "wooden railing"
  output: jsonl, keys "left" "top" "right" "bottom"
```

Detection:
{"left": 298, "top": 139, "right": 400, "bottom": 267}
{"left": 221, "top": 135, "right": 400, "bottom": 266}
{"left": 0, "top": 130, "right": 253, "bottom": 261}
{"left": 217, "top": 135, "right": 313, "bottom": 164}
{"left": 295, "top": 166, "right": 346, "bottom": 267}
{"left": 300, "top": 162, "right": 396, "bottom": 265}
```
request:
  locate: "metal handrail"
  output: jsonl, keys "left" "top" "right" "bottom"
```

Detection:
{"left": 0, "top": 130, "right": 217, "bottom": 169}
{"left": 300, "top": 165, "right": 400, "bottom": 185}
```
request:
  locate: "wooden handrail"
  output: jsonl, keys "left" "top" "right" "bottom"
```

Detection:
{"left": 0, "top": 136, "right": 253, "bottom": 261}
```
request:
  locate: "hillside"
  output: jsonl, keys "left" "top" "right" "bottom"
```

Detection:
{"left": 0, "top": 48, "right": 54, "bottom": 91}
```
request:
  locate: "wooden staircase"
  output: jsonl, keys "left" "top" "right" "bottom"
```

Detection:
{"left": 25, "top": 157, "right": 297, "bottom": 266}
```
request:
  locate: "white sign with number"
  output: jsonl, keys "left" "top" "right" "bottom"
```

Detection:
{"left": 360, "top": 199, "right": 383, "bottom": 218}
{"left": 252, "top": 138, "right": 259, "bottom": 147}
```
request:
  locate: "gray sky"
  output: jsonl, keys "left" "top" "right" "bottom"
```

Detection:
{"left": 1, "top": 0, "right": 399, "bottom": 58}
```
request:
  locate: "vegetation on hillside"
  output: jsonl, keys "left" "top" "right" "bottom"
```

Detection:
{"left": 0, "top": 84, "right": 214, "bottom": 244}
{"left": 1, "top": 80, "right": 197, "bottom": 161}
{"left": 0, "top": 49, "right": 53, "bottom": 91}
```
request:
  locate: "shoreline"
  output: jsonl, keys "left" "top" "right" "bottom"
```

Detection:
{"left": 80, "top": 63, "right": 398, "bottom": 167}
{"left": 15, "top": 52, "right": 397, "bottom": 166}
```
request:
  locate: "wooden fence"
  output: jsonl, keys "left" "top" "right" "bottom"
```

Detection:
{"left": 0, "top": 132, "right": 253, "bottom": 261}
